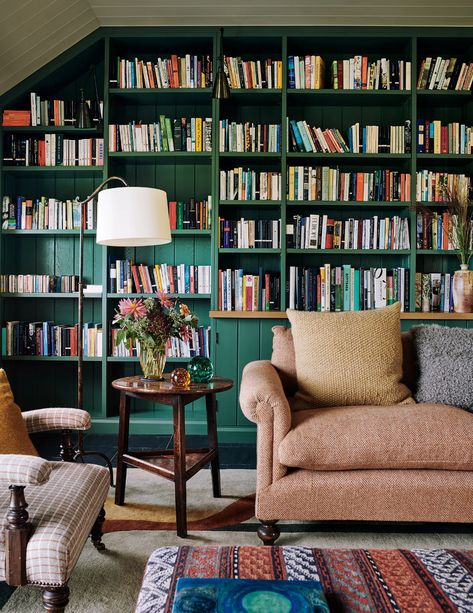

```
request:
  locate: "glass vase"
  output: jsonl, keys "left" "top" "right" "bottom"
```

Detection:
{"left": 453, "top": 264, "right": 473, "bottom": 314}
{"left": 139, "top": 345, "right": 166, "bottom": 381}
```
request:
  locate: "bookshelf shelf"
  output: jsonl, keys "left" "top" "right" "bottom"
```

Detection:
{"left": 1, "top": 356, "right": 102, "bottom": 361}
{"left": 1, "top": 25, "right": 472, "bottom": 438}
{"left": 416, "top": 250, "right": 457, "bottom": 255}
{"left": 1, "top": 293, "right": 101, "bottom": 299}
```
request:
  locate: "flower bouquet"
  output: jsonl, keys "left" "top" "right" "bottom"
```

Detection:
{"left": 113, "top": 291, "right": 199, "bottom": 380}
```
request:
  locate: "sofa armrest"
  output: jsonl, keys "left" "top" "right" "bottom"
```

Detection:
{"left": 0, "top": 455, "right": 51, "bottom": 486}
{"left": 240, "top": 361, "right": 292, "bottom": 489}
{"left": 22, "top": 408, "right": 91, "bottom": 434}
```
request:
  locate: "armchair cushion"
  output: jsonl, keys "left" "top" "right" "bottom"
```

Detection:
{"left": 0, "top": 369, "right": 38, "bottom": 456}
{"left": 286, "top": 303, "right": 413, "bottom": 409}
{"left": 0, "top": 455, "right": 51, "bottom": 486}
{"left": 279, "top": 403, "right": 473, "bottom": 471}
{"left": 23, "top": 408, "right": 91, "bottom": 434}
{"left": 0, "top": 461, "right": 109, "bottom": 586}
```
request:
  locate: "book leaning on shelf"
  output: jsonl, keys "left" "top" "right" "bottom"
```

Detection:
{"left": 219, "top": 120, "right": 281, "bottom": 152}
{"left": 0, "top": 275, "right": 79, "bottom": 293}
{"left": 218, "top": 269, "right": 280, "bottom": 311}
{"left": 288, "top": 120, "right": 411, "bottom": 154}
{"left": 2, "top": 195, "right": 96, "bottom": 230}
{"left": 109, "top": 260, "right": 211, "bottom": 295}
{"left": 417, "top": 57, "right": 473, "bottom": 91}
{"left": 109, "top": 118, "right": 212, "bottom": 152}
{"left": 111, "top": 325, "right": 211, "bottom": 359}
{"left": 287, "top": 167, "right": 411, "bottom": 202}
{"left": 220, "top": 168, "right": 281, "bottom": 201}
{"left": 415, "top": 272, "right": 454, "bottom": 313}
{"left": 3, "top": 134, "right": 104, "bottom": 166}
{"left": 330, "top": 56, "right": 411, "bottom": 90}
{"left": 168, "top": 197, "right": 211, "bottom": 230}
{"left": 287, "top": 214, "right": 410, "bottom": 250}
{"left": 416, "top": 120, "right": 473, "bottom": 154}
{"left": 288, "top": 265, "right": 409, "bottom": 312}
{"left": 223, "top": 57, "right": 282, "bottom": 89}
{"left": 416, "top": 172, "right": 472, "bottom": 202}
{"left": 219, "top": 218, "right": 281, "bottom": 249}
{"left": 3, "top": 322, "right": 102, "bottom": 357}
{"left": 113, "top": 55, "right": 213, "bottom": 89}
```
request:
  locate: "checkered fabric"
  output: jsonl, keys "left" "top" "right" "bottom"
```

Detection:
{"left": 23, "top": 408, "right": 91, "bottom": 434}
{"left": 0, "top": 461, "right": 109, "bottom": 586}
{"left": 0, "top": 455, "right": 51, "bottom": 486}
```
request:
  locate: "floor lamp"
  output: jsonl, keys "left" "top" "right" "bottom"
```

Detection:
{"left": 75, "top": 177, "right": 171, "bottom": 480}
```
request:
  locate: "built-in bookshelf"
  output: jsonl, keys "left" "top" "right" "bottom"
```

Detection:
{"left": 1, "top": 27, "right": 472, "bottom": 441}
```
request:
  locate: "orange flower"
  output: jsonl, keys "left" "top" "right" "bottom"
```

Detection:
{"left": 180, "top": 304, "right": 190, "bottom": 317}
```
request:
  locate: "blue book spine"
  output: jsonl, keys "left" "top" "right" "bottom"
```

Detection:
{"left": 290, "top": 120, "right": 304, "bottom": 152}
{"left": 362, "top": 127, "right": 366, "bottom": 153}
{"left": 288, "top": 56, "right": 296, "bottom": 89}
{"left": 184, "top": 266, "right": 190, "bottom": 293}
{"left": 16, "top": 196, "right": 23, "bottom": 229}
{"left": 297, "top": 121, "right": 312, "bottom": 152}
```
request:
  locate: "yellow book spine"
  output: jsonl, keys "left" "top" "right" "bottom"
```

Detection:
{"left": 154, "top": 264, "right": 163, "bottom": 291}
{"left": 195, "top": 117, "right": 202, "bottom": 151}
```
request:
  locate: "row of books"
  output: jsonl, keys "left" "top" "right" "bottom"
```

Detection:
{"left": 417, "top": 58, "right": 473, "bottom": 91}
{"left": 218, "top": 219, "right": 281, "bottom": 249}
{"left": 416, "top": 120, "right": 473, "bottom": 154}
{"left": 223, "top": 57, "right": 283, "bottom": 89}
{"left": 287, "top": 214, "right": 410, "bottom": 251}
{"left": 416, "top": 171, "right": 471, "bottom": 202}
{"left": 288, "top": 56, "right": 325, "bottom": 89}
{"left": 168, "top": 198, "right": 212, "bottom": 230}
{"left": 4, "top": 321, "right": 103, "bottom": 357}
{"left": 219, "top": 169, "right": 281, "bottom": 201}
{"left": 2, "top": 195, "right": 96, "bottom": 231}
{"left": 218, "top": 120, "right": 281, "bottom": 153}
{"left": 415, "top": 272, "right": 454, "bottom": 313}
{"left": 113, "top": 55, "right": 213, "bottom": 89}
{"left": 109, "top": 260, "right": 212, "bottom": 295}
{"left": 108, "top": 118, "right": 212, "bottom": 153}
{"left": 111, "top": 325, "right": 211, "bottom": 359}
{"left": 30, "top": 94, "right": 102, "bottom": 127}
{"left": 288, "top": 265, "right": 410, "bottom": 312}
{"left": 416, "top": 211, "right": 473, "bottom": 251}
{"left": 3, "top": 134, "right": 104, "bottom": 166}
{"left": 217, "top": 269, "right": 281, "bottom": 311}
{"left": 0, "top": 275, "right": 79, "bottom": 294}
{"left": 287, "top": 167, "right": 411, "bottom": 202}
{"left": 330, "top": 58, "right": 411, "bottom": 91}
{"left": 288, "top": 120, "right": 411, "bottom": 154}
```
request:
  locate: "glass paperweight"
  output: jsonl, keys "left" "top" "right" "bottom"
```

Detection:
{"left": 171, "top": 368, "right": 191, "bottom": 388}
{"left": 188, "top": 356, "right": 214, "bottom": 383}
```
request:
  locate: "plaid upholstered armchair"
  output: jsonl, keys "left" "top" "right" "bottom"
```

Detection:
{"left": 0, "top": 408, "right": 110, "bottom": 612}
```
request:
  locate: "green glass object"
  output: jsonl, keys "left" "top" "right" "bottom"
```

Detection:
{"left": 188, "top": 356, "right": 213, "bottom": 383}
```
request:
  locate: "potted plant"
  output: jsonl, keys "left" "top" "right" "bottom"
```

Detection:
{"left": 446, "top": 186, "right": 473, "bottom": 313}
{"left": 113, "top": 291, "right": 199, "bottom": 380}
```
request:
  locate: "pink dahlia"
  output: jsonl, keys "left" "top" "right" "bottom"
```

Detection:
{"left": 118, "top": 298, "right": 147, "bottom": 320}
{"left": 156, "top": 290, "right": 174, "bottom": 309}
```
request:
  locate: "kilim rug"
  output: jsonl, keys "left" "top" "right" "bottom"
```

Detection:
{"left": 136, "top": 546, "right": 473, "bottom": 613}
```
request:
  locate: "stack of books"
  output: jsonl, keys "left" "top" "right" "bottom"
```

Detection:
{"left": 416, "top": 210, "right": 472, "bottom": 250}
{"left": 30, "top": 93, "right": 102, "bottom": 126}
{"left": 111, "top": 325, "right": 211, "bottom": 359}
{"left": 288, "top": 56, "right": 325, "bottom": 89}
{"left": 330, "top": 57, "right": 411, "bottom": 90}
{"left": 416, "top": 171, "right": 471, "bottom": 202}
{"left": 415, "top": 272, "right": 454, "bottom": 312}
{"left": 2, "top": 195, "right": 96, "bottom": 231}
{"left": 217, "top": 269, "right": 281, "bottom": 311}
{"left": 219, "top": 120, "right": 281, "bottom": 152}
{"left": 416, "top": 120, "right": 473, "bottom": 154}
{"left": 2, "top": 110, "right": 31, "bottom": 126}
{"left": 3, "top": 134, "right": 104, "bottom": 166}
{"left": 113, "top": 55, "right": 213, "bottom": 89}
{"left": 417, "top": 58, "right": 473, "bottom": 90}
{"left": 224, "top": 57, "right": 282, "bottom": 89}
{"left": 218, "top": 218, "right": 281, "bottom": 248}
{"left": 168, "top": 198, "right": 212, "bottom": 230}
{"left": 220, "top": 168, "right": 281, "bottom": 200}
{"left": 0, "top": 275, "right": 79, "bottom": 294}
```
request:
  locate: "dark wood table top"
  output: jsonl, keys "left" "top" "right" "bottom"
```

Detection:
{"left": 111, "top": 375, "right": 233, "bottom": 396}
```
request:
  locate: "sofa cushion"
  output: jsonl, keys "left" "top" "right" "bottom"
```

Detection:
{"left": 271, "top": 326, "right": 298, "bottom": 397}
{"left": 286, "top": 303, "right": 413, "bottom": 409}
{"left": 0, "top": 369, "right": 38, "bottom": 455}
{"left": 412, "top": 324, "right": 473, "bottom": 412}
{"left": 278, "top": 404, "right": 473, "bottom": 471}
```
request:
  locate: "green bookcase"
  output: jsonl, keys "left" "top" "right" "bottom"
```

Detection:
{"left": 1, "top": 27, "right": 472, "bottom": 442}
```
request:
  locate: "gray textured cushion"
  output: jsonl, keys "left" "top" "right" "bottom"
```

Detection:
{"left": 412, "top": 324, "right": 473, "bottom": 412}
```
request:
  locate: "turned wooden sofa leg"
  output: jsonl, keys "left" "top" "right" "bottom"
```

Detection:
{"left": 257, "top": 520, "right": 280, "bottom": 545}
{"left": 90, "top": 507, "right": 106, "bottom": 551}
{"left": 42, "top": 584, "right": 70, "bottom": 612}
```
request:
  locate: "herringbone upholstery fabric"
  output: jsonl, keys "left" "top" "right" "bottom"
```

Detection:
{"left": 278, "top": 403, "right": 473, "bottom": 471}
{"left": 286, "top": 302, "right": 413, "bottom": 409}
{"left": 0, "top": 461, "right": 109, "bottom": 586}
{"left": 23, "top": 408, "right": 91, "bottom": 434}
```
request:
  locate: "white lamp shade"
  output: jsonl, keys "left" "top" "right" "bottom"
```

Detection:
{"left": 96, "top": 186, "right": 171, "bottom": 246}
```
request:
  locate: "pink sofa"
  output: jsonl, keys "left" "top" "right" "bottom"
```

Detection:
{"left": 239, "top": 327, "right": 473, "bottom": 544}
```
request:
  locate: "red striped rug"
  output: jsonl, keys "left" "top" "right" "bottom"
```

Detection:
{"left": 136, "top": 545, "right": 473, "bottom": 612}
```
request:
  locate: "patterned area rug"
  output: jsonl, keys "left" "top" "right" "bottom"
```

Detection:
{"left": 136, "top": 546, "right": 473, "bottom": 613}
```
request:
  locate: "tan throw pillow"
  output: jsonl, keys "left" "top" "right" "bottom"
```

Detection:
{"left": 0, "top": 369, "right": 38, "bottom": 455}
{"left": 286, "top": 303, "right": 414, "bottom": 409}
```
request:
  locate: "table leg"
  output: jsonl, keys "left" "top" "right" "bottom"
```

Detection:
{"left": 206, "top": 393, "right": 221, "bottom": 498}
{"left": 173, "top": 396, "right": 187, "bottom": 537}
{"left": 115, "top": 392, "right": 130, "bottom": 506}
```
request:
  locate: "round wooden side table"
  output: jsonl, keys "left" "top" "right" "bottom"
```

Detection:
{"left": 112, "top": 374, "right": 233, "bottom": 537}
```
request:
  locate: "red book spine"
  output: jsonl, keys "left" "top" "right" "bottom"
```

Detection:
{"left": 131, "top": 264, "right": 141, "bottom": 293}
{"left": 168, "top": 201, "right": 177, "bottom": 229}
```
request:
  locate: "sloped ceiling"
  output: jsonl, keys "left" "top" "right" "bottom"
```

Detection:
{"left": 1, "top": 0, "right": 473, "bottom": 95}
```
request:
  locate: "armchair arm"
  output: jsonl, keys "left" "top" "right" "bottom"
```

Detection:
{"left": 0, "top": 455, "right": 51, "bottom": 486}
{"left": 22, "top": 408, "right": 91, "bottom": 434}
{"left": 239, "top": 360, "right": 292, "bottom": 489}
